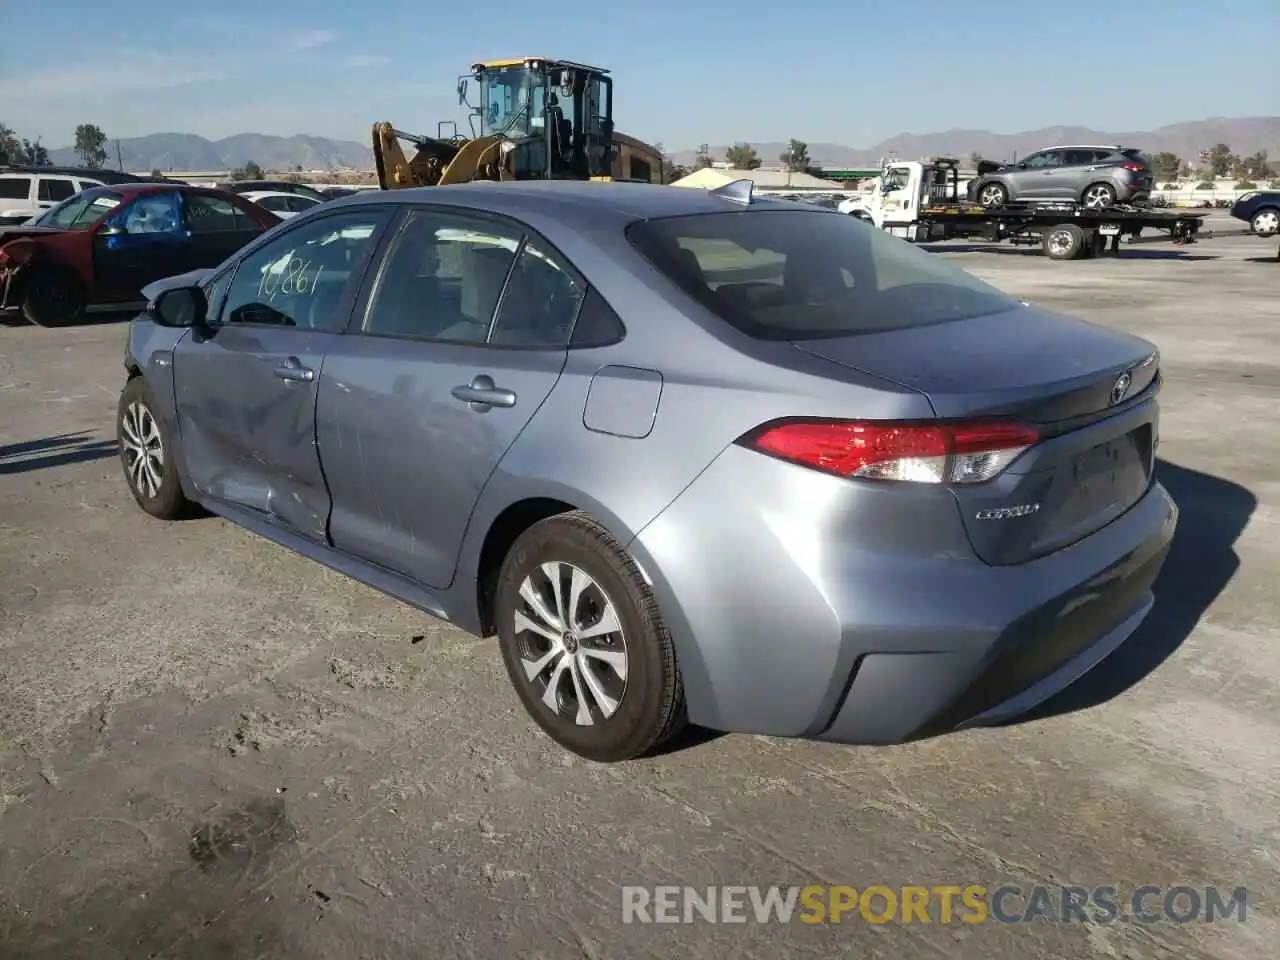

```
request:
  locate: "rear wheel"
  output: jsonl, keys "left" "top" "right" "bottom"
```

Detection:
{"left": 495, "top": 511, "right": 687, "bottom": 762}
{"left": 21, "top": 267, "right": 86, "bottom": 327}
{"left": 1042, "top": 224, "right": 1085, "bottom": 261}
{"left": 977, "top": 182, "right": 1007, "bottom": 208}
{"left": 1082, "top": 182, "right": 1117, "bottom": 209}
{"left": 1251, "top": 207, "right": 1279, "bottom": 237}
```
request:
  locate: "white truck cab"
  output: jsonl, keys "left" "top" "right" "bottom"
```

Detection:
{"left": 837, "top": 158, "right": 972, "bottom": 240}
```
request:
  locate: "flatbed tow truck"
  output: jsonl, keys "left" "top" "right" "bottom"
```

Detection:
{"left": 837, "top": 157, "right": 1243, "bottom": 261}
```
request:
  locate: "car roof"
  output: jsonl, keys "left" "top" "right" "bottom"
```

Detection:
{"left": 336, "top": 179, "right": 805, "bottom": 227}
{"left": 76, "top": 182, "right": 237, "bottom": 199}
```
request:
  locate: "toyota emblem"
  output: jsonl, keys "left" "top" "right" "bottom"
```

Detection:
{"left": 1110, "top": 371, "right": 1133, "bottom": 405}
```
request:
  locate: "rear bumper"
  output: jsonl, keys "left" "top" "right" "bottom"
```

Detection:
{"left": 629, "top": 446, "right": 1178, "bottom": 744}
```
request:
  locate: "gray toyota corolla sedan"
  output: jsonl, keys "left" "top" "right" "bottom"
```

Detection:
{"left": 117, "top": 179, "right": 1177, "bottom": 762}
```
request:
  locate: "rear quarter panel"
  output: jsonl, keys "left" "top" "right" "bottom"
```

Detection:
{"left": 453, "top": 211, "right": 935, "bottom": 601}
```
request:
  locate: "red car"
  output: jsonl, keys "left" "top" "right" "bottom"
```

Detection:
{"left": 0, "top": 182, "right": 279, "bottom": 326}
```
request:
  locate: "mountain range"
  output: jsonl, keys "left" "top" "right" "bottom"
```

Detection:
{"left": 45, "top": 117, "right": 1280, "bottom": 173}
{"left": 47, "top": 133, "right": 373, "bottom": 172}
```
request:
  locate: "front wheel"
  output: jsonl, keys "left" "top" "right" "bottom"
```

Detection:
{"left": 21, "top": 268, "right": 86, "bottom": 327}
{"left": 117, "top": 377, "right": 195, "bottom": 520}
{"left": 977, "top": 182, "right": 1007, "bottom": 208}
{"left": 1251, "top": 207, "right": 1279, "bottom": 237}
{"left": 495, "top": 511, "right": 687, "bottom": 762}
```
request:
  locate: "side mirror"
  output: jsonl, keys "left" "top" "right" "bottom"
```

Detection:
{"left": 149, "top": 286, "right": 208, "bottom": 329}
{"left": 98, "top": 223, "right": 126, "bottom": 238}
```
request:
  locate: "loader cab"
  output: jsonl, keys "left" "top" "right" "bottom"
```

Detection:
{"left": 465, "top": 57, "right": 615, "bottom": 180}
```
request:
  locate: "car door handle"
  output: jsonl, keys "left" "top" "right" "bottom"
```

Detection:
{"left": 451, "top": 375, "right": 516, "bottom": 410}
{"left": 274, "top": 357, "right": 315, "bottom": 382}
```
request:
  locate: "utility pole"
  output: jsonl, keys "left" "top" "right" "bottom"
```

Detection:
{"left": 115, "top": 140, "right": 124, "bottom": 172}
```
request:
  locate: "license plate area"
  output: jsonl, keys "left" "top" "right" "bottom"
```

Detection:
{"left": 1063, "top": 425, "right": 1152, "bottom": 520}
{"left": 1099, "top": 223, "right": 1121, "bottom": 236}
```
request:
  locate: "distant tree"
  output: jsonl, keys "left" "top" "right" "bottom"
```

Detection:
{"left": 230, "top": 160, "right": 265, "bottom": 180}
{"left": 724, "top": 142, "right": 761, "bottom": 170}
{"left": 150, "top": 168, "right": 163, "bottom": 178}
{"left": 1150, "top": 151, "right": 1181, "bottom": 180}
{"left": 1208, "top": 142, "right": 1232, "bottom": 178}
{"left": 967, "top": 151, "right": 982, "bottom": 168}
{"left": 694, "top": 144, "right": 713, "bottom": 169}
{"left": 74, "top": 123, "right": 109, "bottom": 168}
{"left": 0, "top": 122, "right": 21, "bottom": 164}
{"left": 780, "top": 139, "right": 810, "bottom": 172}
{"left": 1242, "top": 150, "right": 1269, "bottom": 178}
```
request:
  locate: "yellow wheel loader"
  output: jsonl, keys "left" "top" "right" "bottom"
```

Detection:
{"left": 372, "top": 57, "right": 666, "bottom": 189}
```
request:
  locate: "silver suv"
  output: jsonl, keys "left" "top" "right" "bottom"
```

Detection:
{"left": 967, "top": 145, "right": 1154, "bottom": 209}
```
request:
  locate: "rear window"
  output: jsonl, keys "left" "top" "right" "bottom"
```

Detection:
{"left": 0, "top": 177, "right": 32, "bottom": 200}
{"left": 625, "top": 209, "right": 1016, "bottom": 341}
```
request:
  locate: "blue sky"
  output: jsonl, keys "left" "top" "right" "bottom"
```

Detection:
{"left": 2, "top": 0, "right": 1276, "bottom": 151}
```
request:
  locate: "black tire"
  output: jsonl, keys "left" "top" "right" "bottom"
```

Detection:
{"left": 976, "top": 181, "right": 1007, "bottom": 209}
{"left": 1081, "top": 182, "right": 1117, "bottom": 209}
{"left": 495, "top": 511, "right": 687, "bottom": 762}
{"left": 21, "top": 267, "right": 86, "bottom": 327}
{"left": 117, "top": 376, "right": 195, "bottom": 520}
{"left": 1042, "top": 223, "right": 1085, "bottom": 261}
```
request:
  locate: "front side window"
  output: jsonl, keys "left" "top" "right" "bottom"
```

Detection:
{"left": 220, "top": 213, "right": 384, "bottom": 330}
{"left": 1024, "top": 151, "right": 1063, "bottom": 169}
{"left": 287, "top": 196, "right": 320, "bottom": 213}
{"left": 627, "top": 209, "right": 1016, "bottom": 341}
{"left": 120, "top": 193, "right": 182, "bottom": 234}
{"left": 200, "top": 267, "right": 237, "bottom": 324}
{"left": 259, "top": 196, "right": 290, "bottom": 213}
{"left": 362, "top": 210, "right": 522, "bottom": 342}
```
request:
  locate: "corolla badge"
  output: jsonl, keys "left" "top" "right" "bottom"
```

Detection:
{"left": 975, "top": 504, "right": 1040, "bottom": 520}
{"left": 1110, "top": 370, "right": 1133, "bottom": 405}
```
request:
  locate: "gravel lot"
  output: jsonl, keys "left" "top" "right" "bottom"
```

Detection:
{"left": 1, "top": 218, "right": 1277, "bottom": 959}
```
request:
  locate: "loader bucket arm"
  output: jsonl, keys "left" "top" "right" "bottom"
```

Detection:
{"left": 372, "top": 121, "right": 465, "bottom": 189}
{"left": 438, "top": 134, "right": 509, "bottom": 185}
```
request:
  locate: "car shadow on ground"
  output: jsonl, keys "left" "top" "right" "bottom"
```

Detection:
{"left": 0, "top": 311, "right": 135, "bottom": 328}
{"left": 1009, "top": 458, "right": 1255, "bottom": 724}
{"left": 920, "top": 244, "right": 1220, "bottom": 261}
{"left": 0, "top": 432, "right": 118, "bottom": 475}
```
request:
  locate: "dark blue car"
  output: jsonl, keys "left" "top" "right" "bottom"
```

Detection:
{"left": 1230, "top": 190, "right": 1280, "bottom": 237}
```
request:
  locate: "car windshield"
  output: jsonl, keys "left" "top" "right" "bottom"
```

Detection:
{"left": 35, "top": 190, "right": 125, "bottom": 229}
{"left": 626, "top": 209, "right": 1017, "bottom": 341}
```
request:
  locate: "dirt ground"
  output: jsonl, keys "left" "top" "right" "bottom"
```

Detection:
{"left": 1, "top": 219, "right": 1277, "bottom": 959}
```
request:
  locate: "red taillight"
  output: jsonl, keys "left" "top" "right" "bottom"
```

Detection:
{"left": 741, "top": 419, "right": 1040, "bottom": 484}
{"left": 1122, "top": 162, "right": 1145, "bottom": 172}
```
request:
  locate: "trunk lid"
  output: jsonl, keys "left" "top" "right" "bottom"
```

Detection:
{"left": 0, "top": 226, "right": 71, "bottom": 245}
{"left": 794, "top": 304, "right": 1160, "bottom": 565}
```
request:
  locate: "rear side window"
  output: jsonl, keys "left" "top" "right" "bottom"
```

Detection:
{"left": 626, "top": 209, "right": 1016, "bottom": 341}
{"left": 39, "top": 179, "right": 76, "bottom": 202}
{"left": 0, "top": 177, "right": 32, "bottom": 200}
{"left": 186, "top": 194, "right": 257, "bottom": 232}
